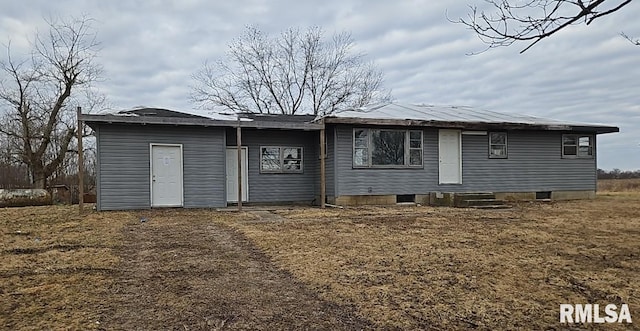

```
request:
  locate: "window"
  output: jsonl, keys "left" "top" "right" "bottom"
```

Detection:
{"left": 260, "top": 146, "right": 303, "bottom": 173}
{"left": 353, "top": 129, "right": 423, "bottom": 167}
{"left": 371, "top": 130, "right": 405, "bottom": 165}
{"left": 562, "top": 135, "right": 593, "bottom": 158}
{"left": 489, "top": 132, "right": 508, "bottom": 158}
{"left": 409, "top": 131, "right": 423, "bottom": 165}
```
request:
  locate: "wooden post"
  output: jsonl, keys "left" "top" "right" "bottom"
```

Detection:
{"left": 236, "top": 122, "right": 242, "bottom": 211}
{"left": 77, "top": 106, "right": 84, "bottom": 214}
{"left": 320, "top": 120, "right": 326, "bottom": 208}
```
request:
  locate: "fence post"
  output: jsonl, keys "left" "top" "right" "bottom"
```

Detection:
{"left": 320, "top": 120, "right": 326, "bottom": 208}
{"left": 77, "top": 106, "right": 84, "bottom": 214}
{"left": 237, "top": 120, "right": 242, "bottom": 211}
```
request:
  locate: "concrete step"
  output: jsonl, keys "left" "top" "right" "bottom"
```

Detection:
{"left": 453, "top": 193, "right": 496, "bottom": 206}
{"left": 469, "top": 204, "right": 513, "bottom": 210}
{"left": 459, "top": 198, "right": 506, "bottom": 207}
{"left": 454, "top": 192, "right": 499, "bottom": 207}
{"left": 455, "top": 192, "right": 496, "bottom": 199}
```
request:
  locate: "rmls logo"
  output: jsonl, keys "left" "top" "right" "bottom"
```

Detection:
{"left": 560, "top": 304, "right": 632, "bottom": 324}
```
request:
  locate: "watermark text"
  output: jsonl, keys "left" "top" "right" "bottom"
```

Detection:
{"left": 560, "top": 304, "right": 632, "bottom": 324}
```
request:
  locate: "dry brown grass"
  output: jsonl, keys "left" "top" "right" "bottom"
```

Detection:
{"left": 598, "top": 178, "right": 640, "bottom": 192}
{"left": 2, "top": 194, "right": 638, "bottom": 330}
{"left": 0, "top": 205, "right": 131, "bottom": 330}
{"left": 226, "top": 195, "right": 640, "bottom": 330}
{"left": 0, "top": 207, "right": 372, "bottom": 330}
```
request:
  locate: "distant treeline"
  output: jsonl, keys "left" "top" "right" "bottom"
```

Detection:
{"left": 597, "top": 169, "right": 640, "bottom": 179}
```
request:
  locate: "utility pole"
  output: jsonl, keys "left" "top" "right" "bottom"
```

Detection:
{"left": 237, "top": 119, "right": 242, "bottom": 211}
{"left": 320, "top": 120, "right": 326, "bottom": 208}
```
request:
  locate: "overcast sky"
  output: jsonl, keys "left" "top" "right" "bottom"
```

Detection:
{"left": 1, "top": 1, "right": 639, "bottom": 170}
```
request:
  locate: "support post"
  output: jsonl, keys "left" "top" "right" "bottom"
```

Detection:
{"left": 320, "top": 120, "right": 326, "bottom": 208}
{"left": 77, "top": 106, "right": 84, "bottom": 214}
{"left": 236, "top": 122, "right": 242, "bottom": 211}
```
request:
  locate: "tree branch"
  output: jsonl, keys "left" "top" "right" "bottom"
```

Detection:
{"left": 456, "top": 0, "right": 634, "bottom": 53}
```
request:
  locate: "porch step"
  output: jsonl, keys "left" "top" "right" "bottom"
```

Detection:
{"left": 453, "top": 193, "right": 511, "bottom": 209}
{"left": 454, "top": 193, "right": 494, "bottom": 204}
{"left": 459, "top": 198, "right": 505, "bottom": 207}
{"left": 469, "top": 204, "right": 513, "bottom": 210}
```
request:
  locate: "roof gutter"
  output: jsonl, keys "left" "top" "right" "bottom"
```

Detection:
{"left": 323, "top": 117, "right": 619, "bottom": 134}
{"left": 80, "top": 114, "right": 324, "bottom": 130}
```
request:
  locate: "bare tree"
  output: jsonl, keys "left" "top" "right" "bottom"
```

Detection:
{"left": 456, "top": 0, "right": 634, "bottom": 53}
{"left": 0, "top": 16, "right": 102, "bottom": 188}
{"left": 191, "top": 26, "right": 390, "bottom": 116}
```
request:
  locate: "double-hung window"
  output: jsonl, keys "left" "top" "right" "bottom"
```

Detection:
{"left": 489, "top": 132, "right": 508, "bottom": 158}
{"left": 353, "top": 129, "right": 423, "bottom": 167}
{"left": 562, "top": 135, "right": 593, "bottom": 158}
{"left": 260, "top": 146, "right": 303, "bottom": 173}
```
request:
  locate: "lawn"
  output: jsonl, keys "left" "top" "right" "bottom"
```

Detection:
{"left": 1, "top": 190, "right": 638, "bottom": 330}
{"left": 229, "top": 193, "right": 639, "bottom": 330}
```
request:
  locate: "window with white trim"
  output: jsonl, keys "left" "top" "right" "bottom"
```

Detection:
{"left": 353, "top": 129, "right": 423, "bottom": 167}
{"left": 260, "top": 146, "right": 303, "bottom": 173}
{"left": 489, "top": 132, "right": 508, "bottom": 158}
{"left": 562, "top": 135, "right": 593, "bottom": 158}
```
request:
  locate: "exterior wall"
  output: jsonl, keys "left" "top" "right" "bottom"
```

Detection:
{"left": 226, "top": 129, "right": 319, "bottom": 204}
{"left": 95, "top": 122, "right": 598, "bottom": 210}
{"left": 333, "top": 125, "right": 597, "bottom": 197}
{"left": 95, "top": 124, "right": 226, "bottom": 210}
{"left": 333, "top": 125, "right": 435, "bottom": 196}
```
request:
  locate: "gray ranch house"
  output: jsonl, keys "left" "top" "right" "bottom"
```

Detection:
{"left": 81, "top": 103, "right": 618, "bottom": 211}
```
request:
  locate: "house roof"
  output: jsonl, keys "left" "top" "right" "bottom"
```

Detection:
{"left": 120, "top": 108, "right": 209, "bottom": 119}
{"left": 82, "top": 108, "right": 323, "bottom": 130}
{"left": 81, "top": 103, "right": 619, "bottom": 134}
{"left": 240, "top": 113, "right": 316, "bottom": 123}
{"left": 322, "top": 103, "right": 619, "bottom": 134}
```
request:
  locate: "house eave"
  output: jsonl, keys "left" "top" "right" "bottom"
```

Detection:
{"left": 80, "top": 114, "right": 324, "bottom": 130}
{"left": 323, "top": 117, "right": 619, "bottom": 134}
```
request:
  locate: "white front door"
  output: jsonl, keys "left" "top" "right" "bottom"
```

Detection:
{"left": 151, "top": 144, "right": 183, "bottom": 207}
{"left": 439, "top": 130, "right": 462, "bottom": 184}
{"left": 226, "top": 147, "right": 248, "bottom": 202}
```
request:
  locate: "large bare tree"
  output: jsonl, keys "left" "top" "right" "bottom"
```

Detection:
{"left": 456, "top": 0, "right": 634, "bottom": 53}
{"left": 191, "top": 26, "right": 390, "bottom": 116}
{"left": 0, "top": 16, "right": 102, "bottom": 188}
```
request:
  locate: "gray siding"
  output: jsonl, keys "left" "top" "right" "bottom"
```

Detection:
{"left": 227, "top": 129, "right": 319, "bottom": 203}
{"left": 334, "top": 125, "right": 597, "bottom": 196}
{"left": 452, "top": 130, "right": 597, "bottom": 192}
{"left": 96, "top": 124, "right": 226, "bottom": 210}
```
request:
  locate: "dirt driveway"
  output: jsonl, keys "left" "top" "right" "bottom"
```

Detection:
{"left": 98, "top": 210, "right": 372, "bottom": 330}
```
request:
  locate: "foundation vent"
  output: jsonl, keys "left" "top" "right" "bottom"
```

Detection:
{"left": 396, "top": 194, "right": 415, "bottom": 203}
{"left": 536, "top": 191, "right": 552, "bottom": 200}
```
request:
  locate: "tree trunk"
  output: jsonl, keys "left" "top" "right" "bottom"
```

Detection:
{"left": 32, "top": 168, "right": 47, "bottom": 189}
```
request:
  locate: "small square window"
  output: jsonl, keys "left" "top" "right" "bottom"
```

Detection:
{"left": 409, "top": 149, "right": 422, "bottom": 165}
{"left": 489, "top": 132, "right": 508, "bottom": 158}
{"left": 261, "top": 147, "right": 281, "bottom": 171}
{"left": 260, "top": 146, "right": 303, "bottom": 173}
{"left": 562, "top": 134, "right": 593, "bottom": 158}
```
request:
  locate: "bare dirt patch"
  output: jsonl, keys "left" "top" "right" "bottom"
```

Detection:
{"left": 98, "top": 209, "right": 372, "bottom": 330}
{"left": 0, "top": 207, "right": 372, "bottom": 330}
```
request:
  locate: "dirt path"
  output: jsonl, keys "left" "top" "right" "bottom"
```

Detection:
{"left": 98, "top": 211, "right": 372, "bottom": 330}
